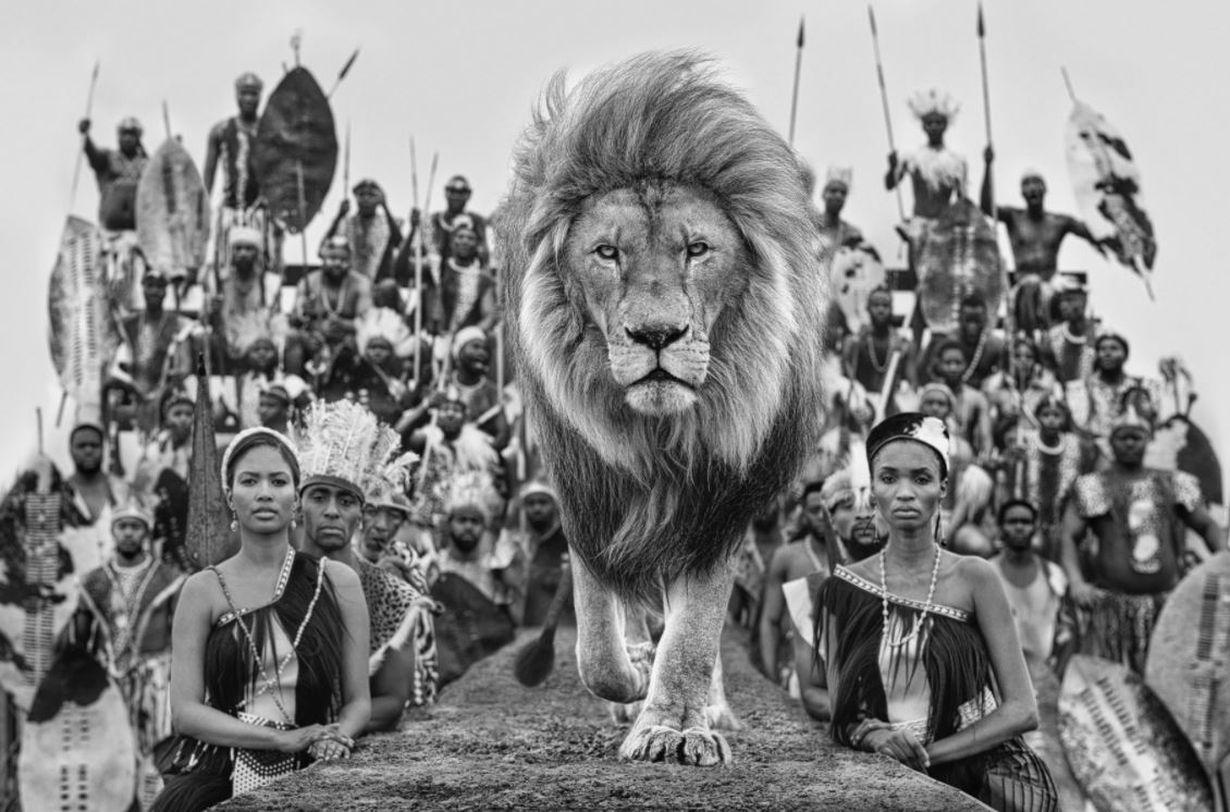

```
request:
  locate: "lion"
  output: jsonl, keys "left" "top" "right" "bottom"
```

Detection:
{"left": 499, "top": 51, "right": 828, "bottom": 766}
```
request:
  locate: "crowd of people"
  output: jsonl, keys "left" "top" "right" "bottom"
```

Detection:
{"left": 0, "top": 67, "right": 1224, "bottom": 812}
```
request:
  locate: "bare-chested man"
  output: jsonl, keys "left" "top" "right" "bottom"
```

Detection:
{"left": 842, "top": 286, "right": 914, "bottom": 408}
{"left": 1041, "top": 281, "right": 1098, "bottom": 384}
{"left": 759, "top": 481, "right": 832, "bottom": 696}
{"left": 980, "top": 152, "right": 1108, "bottom": 331}
{"left": 988, "top": 500, "right": 1066, "bottom": 664}
{"left": 1058, "top": 410, "right": 1224, "bottom": 675}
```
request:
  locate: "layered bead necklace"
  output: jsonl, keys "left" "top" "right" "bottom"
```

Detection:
{"left": 879, "top": 542, "right": 942, "bottom": 649}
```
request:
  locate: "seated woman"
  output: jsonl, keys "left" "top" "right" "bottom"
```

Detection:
{"left": 153, "top": 428, "right": 370, "bottom": 810}
{"left": 813, "top": 413, "right": 1057, "bottom": 811}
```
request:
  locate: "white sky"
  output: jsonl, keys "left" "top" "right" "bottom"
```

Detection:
{"left": 3, "top": 0, "right": 1228, "bottom": 500}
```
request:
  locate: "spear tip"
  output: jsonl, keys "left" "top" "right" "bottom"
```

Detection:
{"left": 977, "top": 3, "right": 986, "bottom": 37}
{"left": 868, "top": 4, "right": 878, "bottom": 34}
{"left": 797, "top": 17, "right": 805, "bottom": 48}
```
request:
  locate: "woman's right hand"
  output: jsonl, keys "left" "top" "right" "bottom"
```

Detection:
{"left": 864, "top": 727, "right": 930, "bottom": 771}
{"left": 276, "top": 724, "right": 334, "bottom": 753}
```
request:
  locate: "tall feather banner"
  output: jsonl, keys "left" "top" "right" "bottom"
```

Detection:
{"left": 185, "top": 357, "right": 236, "bottom": 570}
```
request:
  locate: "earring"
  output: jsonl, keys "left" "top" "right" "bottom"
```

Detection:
{"left": 933, "top": 512, "right": 945, "bottom": 548}
{"left": 291, "top": 518, "right": 297, "bottom": 530}
{"left": 230, "top": 515, "right": 239, "bottom": 533}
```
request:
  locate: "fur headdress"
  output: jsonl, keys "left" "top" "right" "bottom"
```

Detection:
{"left": 824, "top": 166, "right": 853, "bottom": 191}
{"left": 443, "top": 470, "right": 499, "bottom": 524}
{"left": 297, "top": 400, "right": 415, "bottom": 502}
{"left": 356, "top": 307, "right": 416, "bottom": 358}
{"left": 908, "top": 89, "right": 960, "bottom": 121}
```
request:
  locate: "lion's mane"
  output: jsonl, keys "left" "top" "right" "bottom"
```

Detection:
{"left": 499, "top": 51, "right": 828, "bottom": 603}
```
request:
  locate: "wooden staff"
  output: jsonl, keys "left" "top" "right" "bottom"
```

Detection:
{"left": 410, "top": 137, "right": 424, "bottom": 387}
{"left": 36, "top": 408, "right": 44, "bottom": 456}
{"left": 868, "top": 5, "right": 906, "bottom": 221}
{"left": 70, "top": 60, "right": 101, "bottom": 208}
{"left": 873, "top": 349, "right": 901, "bottom": 425}
{"left": 787, "top": 17, "right": 805, "bottom": 147}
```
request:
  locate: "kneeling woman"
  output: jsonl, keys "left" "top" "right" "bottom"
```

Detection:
{"left": 154, "top": 428, "right": 370, "bottom": 810}
{"left": 815, "top": 414, "right": 1057, "bottom": 811}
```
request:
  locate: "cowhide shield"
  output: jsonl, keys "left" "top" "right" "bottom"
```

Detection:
{"left": 18, "top": 647, "right": 136, "bottom": 812}
{"left": 829, "top": 245, "right": 887, "bottom": 337}
{"left": 430, "top": 572, "right": 515, "bottom": 687}
{"left": 1059, "top": 654, "right": 1212, "bottom": 811}
{"left": 136, "top": 137, "right": 210, "bottom": 279}
{"left": 1147, "top": 553, "right": 1230, "bottom": 810}
{"left": 252, "top": 67, "right": 338, "bottom": 234}
{"left": 914, "top": 197, "right": 1004, "bottom": 335}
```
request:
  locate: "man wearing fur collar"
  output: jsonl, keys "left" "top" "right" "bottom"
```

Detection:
{"left": 71, "top": 500, "right": 184, "bottom": 808}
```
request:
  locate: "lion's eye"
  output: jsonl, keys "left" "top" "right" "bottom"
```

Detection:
{"left": 594, "top": 244, "right": 619, "bottom": 261}
{"left": 686, "top": 241, "right": 710, "bottom": 258}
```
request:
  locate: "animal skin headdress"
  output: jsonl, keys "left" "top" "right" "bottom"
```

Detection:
{"left": 824, "top": 166, "right": 853, "bottom": 191}
{"left": 297, "top": 400, "right": 416, "bottom": 503}
{"left": 866, "top": 412, "right": 951, "bottom": 478}
{"left": 907, "top": 88, "right": 960, "bottom": 121}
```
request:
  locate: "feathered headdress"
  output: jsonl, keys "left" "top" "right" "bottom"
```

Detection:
{"left": 356, "top": 307, "right": 416, "bottom": 358}
{"left": 907, "top": 88, "right": 960, "bottom": 121}
{"left": 297, "top": 400, "right": 413, "bottom": 501}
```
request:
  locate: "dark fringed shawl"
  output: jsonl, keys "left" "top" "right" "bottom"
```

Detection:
{"left": 815, "top": 567, "right": 1060, "bottom": 811}
{"left": 153, "top": 554, "right": 345, "bottom": 810}
{"left": 816, "top": 567, "right": 995, "bottom": 747}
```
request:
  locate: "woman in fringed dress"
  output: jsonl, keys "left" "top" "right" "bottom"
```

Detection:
{"left": 152, "top": 428, "right": 371, "bottom": 810}
{"left": 815, "top": 413, "right": 1058, "bottom": 811}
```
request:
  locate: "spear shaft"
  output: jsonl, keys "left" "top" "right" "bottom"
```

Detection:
{"left": 868, "top": 5, "right": 906, "bottom": 221}
{"left": 977, "top": 4, "right": 995, "bottom": 211}
{"left": 69, "top": 60, "right": 101, "bottom": 208}
{"left": 788, "top": 17, "right": 804, "bottom": 146}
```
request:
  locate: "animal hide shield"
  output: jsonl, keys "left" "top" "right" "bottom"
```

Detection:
{"left": 136, "top": 138, "right": 210, "bottom": 280}
{"left": 19, "top": 647, "right": 136, "bottom": 812}
{"left": 252, "top": 67, "right": 338, "bottom": 233}
{"left": 184, "top": 365, "right": 236, "bottom": 570}
{"left": 429, "top": 572, "right": 515, "bottom": 686}
{"left": 914, "top": 198, "right": 1004, "bottom": 335}
{"left": 47, "top": 216, "right": 116, "bottom": 413}
{"left": 828, "top": 245, "right": 886, "bottom": 336}
{"left": 1146, "top": 553, "right": 1230, "bottom": 810}
{"left": 1059, "top": 654, "right": 1212, "bottom": 811}
{"left": 1065, "top": 100, "right": 1157, "bottom": 274}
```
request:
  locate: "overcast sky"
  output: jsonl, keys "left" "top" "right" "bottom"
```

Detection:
{"left": 3, "top": 0, "right": 1228, "bottom": 502}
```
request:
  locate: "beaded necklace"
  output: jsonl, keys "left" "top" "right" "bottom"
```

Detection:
{"left": 879, "top": 542, "right": 942, "bottom": 649}
{"left": 960, "top": 329, "right": 990, "bottom": 385}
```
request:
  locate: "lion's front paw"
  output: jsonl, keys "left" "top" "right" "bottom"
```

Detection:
{"left": 618, "top": 715, "right": 731, "bottom": 766}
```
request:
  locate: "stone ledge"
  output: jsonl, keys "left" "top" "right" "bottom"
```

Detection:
{"left": 219, "top": 626, "right": 988, "bottom": 810}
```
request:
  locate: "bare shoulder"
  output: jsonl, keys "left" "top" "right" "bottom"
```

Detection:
{"left": 952, "top": 553, "right": 996, "bottom": 584}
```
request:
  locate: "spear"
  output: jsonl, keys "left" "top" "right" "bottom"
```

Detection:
{"left": 868, "top": 4, "right": 905, "bottom": 221}
{"left": 162, "top": 100, "right": 172, "bottom": 141}
{"left": 327, "top": 48, "right": 360, "bottom": 99}
{"left": 977, "top": 4, "right": 995, "bottom": 215}
{"left": 410, "top": 137, "right": 423, "bottom": 386}
{"left": 69, "top": 60, "right": 101, "bottom": 208}
{"left": 290, "top": 29, "right": 302, "bottom": 68}
{"left": 787, "top": 17, "right": 805, "bottom": 147}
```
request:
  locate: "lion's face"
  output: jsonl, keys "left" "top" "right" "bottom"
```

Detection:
{"left": 563, "top": 183, "right": 747, "bottom": 417}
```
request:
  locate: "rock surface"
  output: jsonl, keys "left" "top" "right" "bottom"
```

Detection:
{"left": 219, "top": 626, "right": 989, "bottom": 810}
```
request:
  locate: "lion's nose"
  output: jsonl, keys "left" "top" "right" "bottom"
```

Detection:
{"left": 625, "top": 323, "right": 688, "bottom": 352}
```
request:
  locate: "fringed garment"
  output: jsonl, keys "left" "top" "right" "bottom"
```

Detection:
{"left": 817, "top": 566, "right": 1057, "bottom": 812}
{"left": 152, "top": 553, "right": 344, "bottom": 811}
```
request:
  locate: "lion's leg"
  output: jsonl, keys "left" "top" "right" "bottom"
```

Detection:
{"left": 705, "top": 654, "right": 741, "bottom": 731}
{"left": 573, "top": 560, "right": 651, "bottom": 704}
{"left": 619, "top": 566, "right": 735, "bottom": 766}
